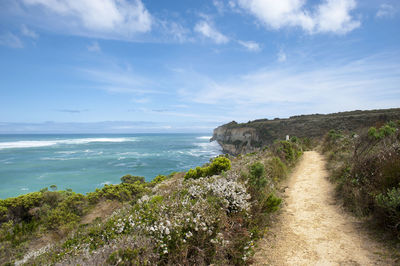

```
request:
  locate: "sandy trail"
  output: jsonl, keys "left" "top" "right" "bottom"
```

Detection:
{"left": 253, "top": 151, "right": 392, "bottom": 266}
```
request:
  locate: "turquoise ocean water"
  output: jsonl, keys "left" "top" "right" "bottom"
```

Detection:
{"left": 0, "top": 134, "right": 221, "bottom": 199}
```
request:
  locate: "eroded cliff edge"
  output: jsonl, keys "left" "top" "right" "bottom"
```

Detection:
{"left": 211, "top": 108, "right": 400, "bottom": 155}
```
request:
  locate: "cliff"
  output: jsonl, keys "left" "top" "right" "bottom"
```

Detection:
{"left": 211, "top": 108, "right": 400, "bottom": 155}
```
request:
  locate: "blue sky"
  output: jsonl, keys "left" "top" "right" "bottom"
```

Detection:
{"left": 0, "top": 0, "right": 399, "bottom": 133}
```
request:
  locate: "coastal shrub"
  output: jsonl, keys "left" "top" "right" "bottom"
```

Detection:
{"left": 375, "top": 187, "right": 400, "bottom": 233}
{"left": 0, "top": 192, "right": 45, "bottom": 222}
{"left": 322, "top": 121, "right": 400, "bottom": 238}
{"left": 86, "top": 183, "right": 147, "bottom": 203}
{"left": 328, "top": 129, "right": 343, "bottom": 140}
{"left": 184, "top": 157, "right": 231, "bottom": 180}
{"left": 368, "top": 123, "right": 396, "bottom": 140}
{"left": 148, "top": 175, "right": 168, "bottom": 187}
{"left": 275, "top": 140, "right": 301, "bottom": 164}
{"left": 0, "top": 207, "right": 7, "bottom": 222}
{"left": 207, "top": 157, "right": 231, "bottom": 176}
{"left": 121, "top": 175, "right": 145, "bottom": 184}
{"left": 264, "top": 193, "right": 282, "bottom": 213}
{"left": 249, "top": 162, "right": 266, "bottom": 191}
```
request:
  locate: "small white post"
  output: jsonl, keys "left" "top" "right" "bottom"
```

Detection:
{"left": 286, "top": 135, "right": 290, "bottom": 141}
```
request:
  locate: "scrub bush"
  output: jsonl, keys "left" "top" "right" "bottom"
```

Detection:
{"left": 121, "top": 175, "right": 145, "bottom": 184}
{"left": 184, "top": 157, "right": 231, "bottom": 180}
{"left": 322, "top": 120, "right": 400, "bottom": 238}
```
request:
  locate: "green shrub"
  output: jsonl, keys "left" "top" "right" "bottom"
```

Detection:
{"left": 368, "top": 123, "right": 396, "bottom": 140}
{"left": 375, "top": 187, "right": 400, "bottom": 236}
{"left": 264, "top": 193, "right": 282, "bottom": 213}
{"left": 277, "top": 141, "right": 297, "bottom": 163}
{"left": 121, "top": 175, "right": 145, "bottom": 184}
{"left": 86, "top": 183, "right": 147, "bottom": 203}
{"left": 0, "top": 206, "right": 7, "bottom": 223}
{"left": 148, "top": 175, "right": 167, "bottom": 187}
{"left": 249, "top": 162, "right": 267, "bottom": 191}
{"left": 184, "top": 157, "right": 231, "bottom": 180}
{"left": 207, "top": 157, "right": 231, "bottom": 176}
{"left": 376, "top": 187, "right": 400, "bottom": 213}
{"left": 328, "top": 129, "right": 343, "bottom": 141}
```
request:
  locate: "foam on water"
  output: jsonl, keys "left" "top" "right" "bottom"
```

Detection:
{"left": 0, "top": 137, "right": 136, "bottom": 150}
{"left": 196, "top": 136, "right": 212, "bottom": 140}
{"left": 0, "top": 134, "right": 222, "bottom": 198}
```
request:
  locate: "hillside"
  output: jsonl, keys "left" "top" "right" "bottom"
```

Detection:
{"left": 211, "top": 108, "right": 400, "bottom": 155}
{"left": 0, "top": 140, "right": 305, "bottom": 265}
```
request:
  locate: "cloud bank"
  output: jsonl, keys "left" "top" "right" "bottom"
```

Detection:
{"left": 20, "top": 0, "right": 152, "bottom": 39}
{"left": 237, "top": 0, "right": 360, "bottom": 34}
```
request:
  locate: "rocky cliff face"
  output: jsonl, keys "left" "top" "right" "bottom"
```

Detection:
{"left": 211, "top": 124, "right": 259, "bottom": 155}
{"left": 211, "top": 108, "right": 400, "bottom": 155}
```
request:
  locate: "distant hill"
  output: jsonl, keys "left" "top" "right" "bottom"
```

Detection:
{"left": 211, "top": 108, "right": 400, "bottom": 155}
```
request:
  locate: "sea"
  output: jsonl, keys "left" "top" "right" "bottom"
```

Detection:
{"left": 0, "top": 134, "right": 222, "bottom": 199}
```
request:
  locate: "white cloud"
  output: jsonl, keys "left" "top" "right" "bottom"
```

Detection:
{"left": 20, "top": 0, "right": 152, "bottom": 39}
{"left": 316, "top": 0, "right": 360, "bottom": 34}
{"left": 278, "top": 49, "right": 287, "bottom": 62}
{"left": 87, "top": 41, "right": 101, "bottom": 52}
{"left": 236, "top": 0, "right": 360, "bottom": 34}
{"left": 194, "top": 20, "right": 229, "bottom": 44}
{"left": 177, "top": 54, "right": 400, "bottom": 118}
{"left": 376, "top": 4, "right": 396, "bottom": 18}
{"left": 0, "top": 32, "right": 24, "bottom": 48}
{"left": 21, "top": 25, "right": 38, "bottom": 39}
{"left": 213, "top": 0, "right": 225, "bottom": 14}
{"left": 159, "top": 20, "right": 191, "bottom": 43}
{"left": 238, "top": 40, "right": 261, "bottom": 52}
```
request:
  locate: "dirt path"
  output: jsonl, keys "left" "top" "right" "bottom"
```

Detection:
{"left": 253, "top": 151, "right": 393, "bottom": 265}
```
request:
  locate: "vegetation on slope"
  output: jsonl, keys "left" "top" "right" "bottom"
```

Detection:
{"left": 213, "top": 108, "right": 400, "bottom": 155}
{"left": 0, "top": 174, "right": 167, "bottom": 264}
{"left": 0, "top": 138, "right": 306, "bottom": 265}
{"left": 322, "top": 120, "right": 400, "bottom": 238}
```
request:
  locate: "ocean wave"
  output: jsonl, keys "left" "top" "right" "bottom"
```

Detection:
{"left": 55, "top": 151, "right": 78, "bottom": 155}
{"left": 116, "top": 152, "right": 153, "bottom": 158}
{"left": 0, "top": 137, "right": 136, "bottom": 150}
{"left": 194, "top": 141, "right": 222, "bottom": 150}
{"left": 40, "top": 157, "right": 78, "bottom": 161}
{"left": 196, "top": 136, "right": 212, "bottom": 140}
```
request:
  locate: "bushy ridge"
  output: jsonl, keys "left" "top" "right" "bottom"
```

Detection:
{"left": 213, "top": 108, "right": 400, "bottom": 155}
{"left": 322, "top": 120, "right": 400, "bottom": 238}
{"left": 0, "top": 138, "right": 306, "bottom": 265}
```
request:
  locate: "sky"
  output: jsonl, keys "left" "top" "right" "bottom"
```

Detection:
{"left": 0, "top": 0, "right": 399, "bottom": 133}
